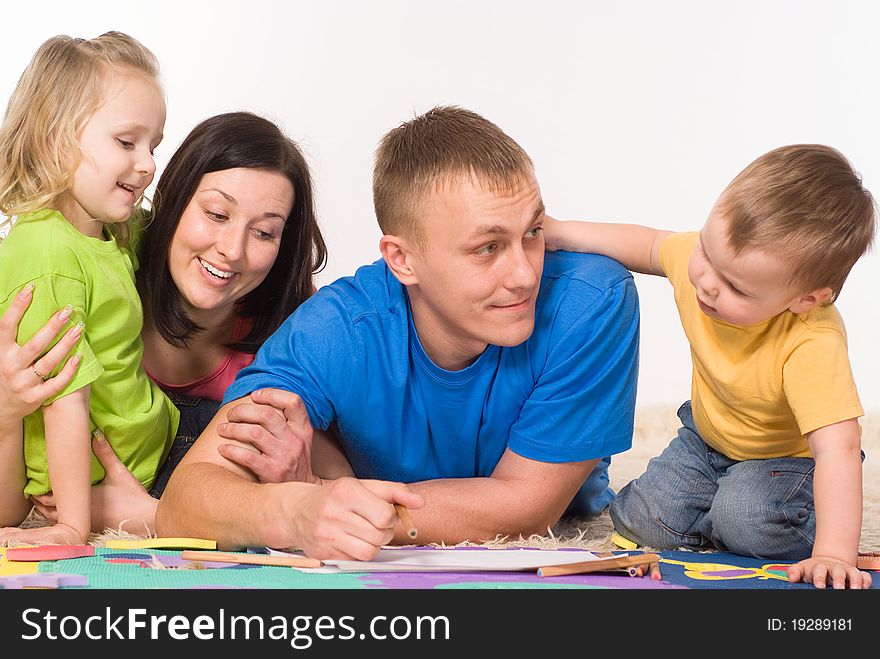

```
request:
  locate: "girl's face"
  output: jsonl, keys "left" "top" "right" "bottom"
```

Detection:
{"left": 66, "top": 71, "right": 165, "bottom": 238}
{"left": 168, "top": 167, "right": 294, "bottom": 322}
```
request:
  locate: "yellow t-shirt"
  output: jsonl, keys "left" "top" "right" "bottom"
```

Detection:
{"left": 659, "top": 232, "right": 863, "bottom": 460}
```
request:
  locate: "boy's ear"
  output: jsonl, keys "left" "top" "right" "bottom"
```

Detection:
{"left": 379, "top": 235, "right": 419, "bottom": 286}
{"left": 789, "top": 287, "right": 834, "bottom": 314}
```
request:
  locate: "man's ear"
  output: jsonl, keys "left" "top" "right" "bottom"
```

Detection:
{"left": 788, "top": 287, "right": 833, "bottom": 314}
{"left": 379, "top": 235, "right": 419, "bottom": 285}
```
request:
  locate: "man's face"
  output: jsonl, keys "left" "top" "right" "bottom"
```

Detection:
{"left": 405, "top": 173, "right": 545, "bottom": 369}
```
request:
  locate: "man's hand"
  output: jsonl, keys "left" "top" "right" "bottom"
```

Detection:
{"left": 217, "top": 388, "right": 319, "bottom": 484}
{"left": 31, "top": 432, "right": 158, "bottom": 535}
{"left": 0, "top": 285, "right": 81, "bottom": 425}
{"left": 286, "top": 477, "right": 424, "bottom": 560}
{"left": 787, "top": 555, "right": 872, "bottom": 589}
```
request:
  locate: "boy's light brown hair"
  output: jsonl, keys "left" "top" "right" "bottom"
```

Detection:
{"left": 720, "top": 144, "right": 876, "bottom": 302}
{"left": 0, "top": 31, "right": 161, "bottom": 244}
{"left": 373, "top": 105, "right": 534, "bottom": 248}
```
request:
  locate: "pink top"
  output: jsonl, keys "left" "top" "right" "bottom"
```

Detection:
{"left": 145, "top": 317, "right": 255, "bottom": 401}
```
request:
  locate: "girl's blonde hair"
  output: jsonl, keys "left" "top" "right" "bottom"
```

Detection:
{"left": 0, "top": 31, "right": 160, "bottom": 244}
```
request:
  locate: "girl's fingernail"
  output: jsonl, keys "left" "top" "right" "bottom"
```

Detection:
{"left": 71, "top": 354, "right": 81, "bottom": 365}
{"left": 59, "top": 304, "right": 73, "bottom": 321}
{"left": 19, "top": 283, "right": 35, "bottom": 298}
{"left": 70, "top": 321, "right": 85, "bottom": 337}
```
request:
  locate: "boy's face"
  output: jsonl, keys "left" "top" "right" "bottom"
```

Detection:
{"left": 687, "top": 208, "right": 817, "bottom": 326}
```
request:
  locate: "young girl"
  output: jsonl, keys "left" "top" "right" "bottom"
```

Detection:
{"left": 0, "top": 32, "right": 178, "bottom": 544}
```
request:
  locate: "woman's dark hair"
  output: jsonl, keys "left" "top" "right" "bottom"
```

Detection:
{"left": 137, "top": 112, "right": 327, "bottom": 352}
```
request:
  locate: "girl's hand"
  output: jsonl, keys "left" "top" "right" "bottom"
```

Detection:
{"left": 0, "top": 522, "right": 87, "bottom": 546}
{"left": 0, "top": 284, "right": 82, "bottom": 425}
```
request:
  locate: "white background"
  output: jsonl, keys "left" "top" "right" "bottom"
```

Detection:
{"left": 3, "top": 1, "right": 877, "bottom": 410}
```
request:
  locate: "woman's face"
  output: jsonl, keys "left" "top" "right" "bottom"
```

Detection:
{"left": 168, "top": 167, "right": 294, "bottom": 320}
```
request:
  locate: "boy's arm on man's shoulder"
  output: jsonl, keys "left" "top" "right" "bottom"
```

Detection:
{"left": 543, "top": 216, "right": 672, "bottom": 276}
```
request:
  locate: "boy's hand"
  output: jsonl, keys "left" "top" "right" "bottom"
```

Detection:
{"left": 787, "top": 555, "right": 872, "bottom": 589}
{"left": 541, "top": 216, "right": 563, "bottom": 252}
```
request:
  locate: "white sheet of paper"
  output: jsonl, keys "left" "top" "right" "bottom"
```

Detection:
{"left": 268, "top": 547, "right": 612, "bottom": 572}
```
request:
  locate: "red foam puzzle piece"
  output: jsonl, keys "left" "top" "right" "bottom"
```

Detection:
{"left": 6, "top": 545, "right": 95, "bottom": 561}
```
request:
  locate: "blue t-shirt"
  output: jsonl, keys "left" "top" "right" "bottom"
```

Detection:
{"left": 224, "top": 251, "right": 640, "bottom": 514}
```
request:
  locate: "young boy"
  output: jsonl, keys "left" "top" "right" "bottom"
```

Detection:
{"left": 543, "top": 144, "right": 875, "bottom": 589}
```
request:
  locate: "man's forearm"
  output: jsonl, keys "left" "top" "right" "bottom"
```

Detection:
{"left": 395, "top": 477, "right": 560, "bottom": 544}
{"left": 156, "top": 461, "right": 307, "bottom": 550}
{"left": 396, "top": 456, "right": 596, "bottom": 546}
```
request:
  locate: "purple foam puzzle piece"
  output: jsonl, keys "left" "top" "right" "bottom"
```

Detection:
{"left": 0, "top": 573, "right": 88, "bottom": 589}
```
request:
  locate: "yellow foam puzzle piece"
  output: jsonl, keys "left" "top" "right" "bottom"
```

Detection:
{"left": 104, "top": 537, "right": 216, "bottom": 550}
{"left": 610, "top": 531, "right": 639, "bottom": 550}
{"left": 0, "top": 548, "right": 40, "bottom": 576}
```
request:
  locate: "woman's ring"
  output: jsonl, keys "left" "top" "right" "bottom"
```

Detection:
{"left": 31, "top": 365, "right": 48, "bottom": 381}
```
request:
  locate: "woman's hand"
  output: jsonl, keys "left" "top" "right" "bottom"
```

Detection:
{"left": 217, "top": 388, "right": 320, "bottom": 484}
{"left": 31, "top": 432, "right": 159, "bottom": 535}
{"left": 0, "top": 284, "right": 81, "bottom": 425}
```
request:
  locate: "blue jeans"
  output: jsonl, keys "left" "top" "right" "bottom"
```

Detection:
{"left": 149, "top": 394, "right": 221, "bottom": 498}
{"left": 609, "top": 401, "right": 816, "bottom": 560}
{"left": 565, "top": 456, "right": 615, "bottom": 516}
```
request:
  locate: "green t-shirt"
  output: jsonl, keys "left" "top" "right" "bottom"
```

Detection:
{"left": 0, "top": 209, "right": 179, "bottom": 496}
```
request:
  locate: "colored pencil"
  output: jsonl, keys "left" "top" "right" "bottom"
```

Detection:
{"left": 181, "top": 550, "right": 322, "bottom": 569}
{"left": 395, "top": 504, "right": 418, "bottom": 539}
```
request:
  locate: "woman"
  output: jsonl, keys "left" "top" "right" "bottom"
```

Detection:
{"left": 0, "top": 111, "right": 327, "bottom": 533}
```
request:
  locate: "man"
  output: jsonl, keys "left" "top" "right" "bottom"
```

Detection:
{"left": 156, "top": 106, "right": 639, "bottom": 559}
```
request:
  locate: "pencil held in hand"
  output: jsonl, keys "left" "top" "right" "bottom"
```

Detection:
{"left": 395, "top": 504, "right": 418, "bottom": 539}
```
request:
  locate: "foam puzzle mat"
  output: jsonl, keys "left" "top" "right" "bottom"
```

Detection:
{"left": 1, "top": 547, "right": 877, "bottom": 589}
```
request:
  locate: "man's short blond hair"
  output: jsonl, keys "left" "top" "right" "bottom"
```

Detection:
{"left": 720, "top": 144, "right": 876, "bottom": 302}
{"left": 0, "top": 32, "right": 160, "bottom": 244}
{"left": 372, "top": 106, "right": 534, "bottom": 247}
